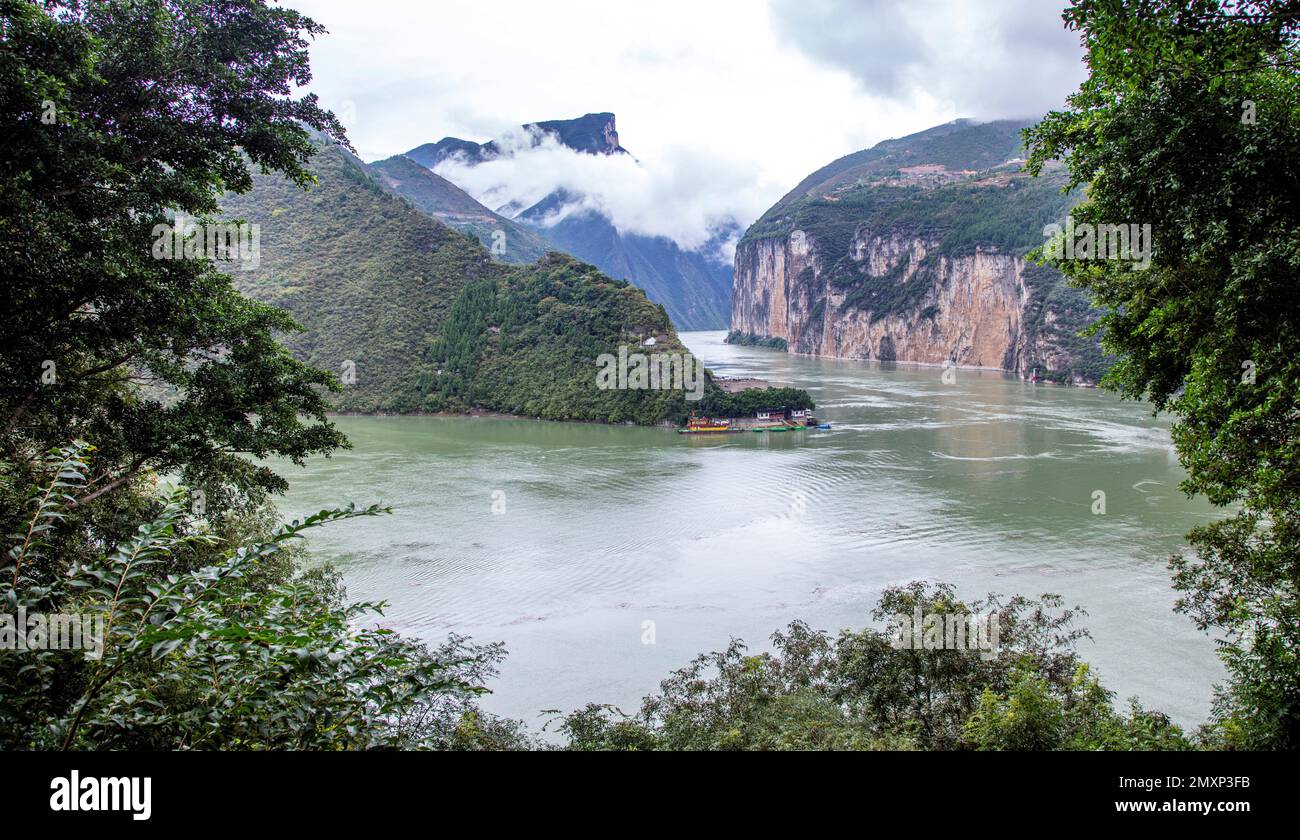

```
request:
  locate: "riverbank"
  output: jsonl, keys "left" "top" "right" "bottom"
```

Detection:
{"left": 330, "top": 408, "right": 681, "bottom": 428}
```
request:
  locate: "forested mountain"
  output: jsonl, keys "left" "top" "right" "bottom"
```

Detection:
{"left": 219, "top": 137, "right": 778, "bottom": 421}
{"left": 427, "top": 253, "right": 699, "bottom": 423}
{"left": 731, "top": 119, "right": 1106, "bottom": 384}
{"left": 219, "top": 140, "right": 492, "bottom": 412}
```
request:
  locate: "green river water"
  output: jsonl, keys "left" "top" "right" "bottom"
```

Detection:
{"left": 274, "top": 330, "right": 1225, "bottom": 728}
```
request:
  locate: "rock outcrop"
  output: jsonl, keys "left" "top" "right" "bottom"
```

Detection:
{"left": 729, "top": 120, "right": 1105, "bottom": 384}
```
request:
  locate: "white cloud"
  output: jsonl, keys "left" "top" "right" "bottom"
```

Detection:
{"left": 768, "top": 0, "right": 1087, "bottom": 119}
{"left": 433, "top": 130, "right": 765, "bottom": 253}
{"left": 287, "top": 0, "right": 1085, "bottom": 248}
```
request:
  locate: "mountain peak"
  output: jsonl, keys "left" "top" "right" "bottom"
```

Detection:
{"left": 525, "top": 112, "right": 625, "bottom": 156}
{"left": 403, "top": 112, "right": 627, "bottom": 169}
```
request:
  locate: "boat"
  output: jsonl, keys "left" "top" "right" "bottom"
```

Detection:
{"left": 677, "top": 413, "right": 743, "bottom": 434}
{"left": 678, "top": 425, "right": 743, "bottom": 435}
{"left": 752, "top": 418, "right": 814, "bottom": 433}
{"left": 677, "top": 408, "right": 819, "bottom": 435}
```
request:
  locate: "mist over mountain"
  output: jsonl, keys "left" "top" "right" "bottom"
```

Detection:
{"left": 367, "top": 153, "right": 551, "bottom": 263}
{"left": 399, "top": 113, "right": 740, "bottom": 330}
{"left": 407, "top": 111, "right": 628, "bottom": 168}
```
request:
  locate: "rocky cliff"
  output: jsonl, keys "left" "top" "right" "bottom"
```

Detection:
{"left": 735, "top": 232, "right": 1025, "bottom": 369}
{"left": 730, "top": 120, "right": 1106, "bottom": 384}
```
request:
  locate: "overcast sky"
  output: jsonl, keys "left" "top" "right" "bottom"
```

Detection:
{"left": 288, "top": 0, "right": 1086, "bottom": 247}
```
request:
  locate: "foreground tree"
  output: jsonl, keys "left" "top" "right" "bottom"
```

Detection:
{"left": 0, "top": 0, "right": 349, "bottom": 571}
{"left": 0, "top": 0, "right": 540, "bottom": 751}
{"left": 1024, "top": 0, "right": 1300, "bottom": 747}
{"left": 0, "top": 443, "right": 535, "bottom": 749}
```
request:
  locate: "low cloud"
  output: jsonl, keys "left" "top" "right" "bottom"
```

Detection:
{"left": 294, "top": 0, "right": 1086, "bottom": 255}
{"left": 769, "top": 0, "right": 1086, "bottom": 118}
{"left": 433, "top": 129, "right": 772, "bottom": 259}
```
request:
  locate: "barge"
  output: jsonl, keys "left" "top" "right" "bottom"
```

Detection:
{"left": 677, "top": 407, "right": 823, "bottom": 435}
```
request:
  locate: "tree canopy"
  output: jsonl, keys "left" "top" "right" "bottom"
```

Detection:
{"left": 1024, "top": 0, "right": 1300, "bottom": 748}
{"left": 0, "top": 0, "right": 528, "bottom": 752}
{"left": 1, "top": 0, "right": 350, "bottom": 559}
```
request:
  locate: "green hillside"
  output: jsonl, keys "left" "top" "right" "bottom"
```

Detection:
{"left": 220, "top": 140, "right": 800, "bottom": 421}
{"left": 761, "top": 119, "right": 1033, "bottom": 220}
{"left": 425, "top": 253, "right": 699, "bottom": 423}
{"left": 428, "top": 253, "right": 814, "bottom": 423}
{"left": 219, "top": 142, "right": 490, "bottom": 412}
{"left": 368, "top": 153, "right": 551, "bottom": 263}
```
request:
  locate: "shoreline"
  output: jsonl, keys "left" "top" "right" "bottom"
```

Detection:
{"left": 724, "top": 341, "right": 1098, "bottom": 387}
{"left": 328, "top": 409, "right": 680, "bottom": 428}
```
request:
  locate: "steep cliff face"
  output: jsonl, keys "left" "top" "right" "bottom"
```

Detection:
{"left": 735, "top": 232, "right": 1030, "bottom": 370}
{"left": 730, "top": 120, "right": 1105, "bottom": 384}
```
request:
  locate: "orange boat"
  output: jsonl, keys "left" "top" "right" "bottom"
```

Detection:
{"left": 677, "top": 412, "right": 741, "bottom": 434}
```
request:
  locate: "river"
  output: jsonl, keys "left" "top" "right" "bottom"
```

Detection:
{"left": 274, "top": 330, "right": 1225, "bottom": 730}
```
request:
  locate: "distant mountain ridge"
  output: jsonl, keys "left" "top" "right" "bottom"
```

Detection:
{"left": 406, "top": 111, "right": 628, "bottom": 169}
{"left": 397, "top": 112, "right": 733, "bottom": 331}
{"left": 367, "top": 153, "right": 550, "bottom": 263}
{"left": 514, "top": 189, "right": 735, "bottom": 331}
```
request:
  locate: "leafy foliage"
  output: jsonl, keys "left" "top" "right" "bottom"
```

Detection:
{"left": 1024, "top": 0, "right": 1300, "bottom": 748}
{"left": 724, "top": 330, "right": 789, "bottom": 351}
{"left": 557, "top": 582, "right": 1188, "bottom": 751}
{"left": 0, "top": 0, "right": 348, "bottom": 575}
{"left": 0, "top": 443, "right": 523, "bottom": 750}
{"left": 697, "top": 387, "right": 814, "bottom": 418}
{"left": 0, "top": 1, "right": 540, "bottom": 752}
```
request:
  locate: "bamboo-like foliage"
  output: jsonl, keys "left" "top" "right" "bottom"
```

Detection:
{"left": 1, "top": 444, "right": 506, "bottom": 750}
